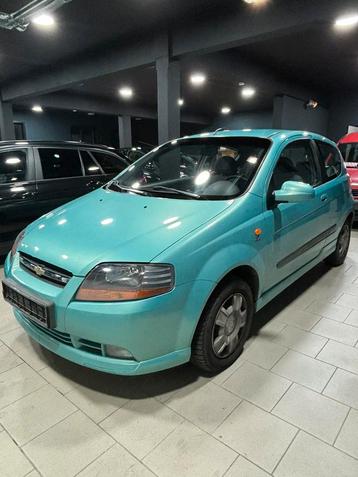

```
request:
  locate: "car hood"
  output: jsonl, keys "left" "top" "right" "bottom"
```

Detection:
{"left": 20, "top": 188, "right": 233, "bottom": 276}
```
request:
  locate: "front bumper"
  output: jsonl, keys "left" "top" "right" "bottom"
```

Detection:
{"left": 4, "top": 254, "right": 214, "bottom": 375}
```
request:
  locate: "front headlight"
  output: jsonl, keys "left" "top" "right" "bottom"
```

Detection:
{"left": 10, "top": 229, "right": 26, "bottom": 261}
{"left": 75, "top": 263, "right": 174, "bottom": 302}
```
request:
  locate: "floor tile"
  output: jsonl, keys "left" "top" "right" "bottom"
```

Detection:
{"left": 77, "top": 443, "right": 155, "bottom": 477}
{"left": 337, "top": 293, "right": 358, "bottom": 310}
{"left": 311, "top": 318, "right": 358, "bottom": 346}
{"left": 144, "top": 420, "right": 237, "bottom": 477}
{"left": 306, "top": 301, "right": 352, "bottom": 322}
{"left": 272, "top": 350, "right": 335, "bottom": 392}
{"left": 241, "top": 336, "right": 288, "bottom": 369}
{"left": 0, "top": 430, "right": 33, "bottom": 477}
{"left": 274, "top": 431, "right": 358, "bottom": 477}
{"left": 0, "top": 328, "right": 49, "bottom": 371}
{"left": 335, "top": 408, "right": 358, "bottom": 459}
{"left": 23, "top": 411, "right": 114, "bottom": 477}
{"left": 225, "top": 456, "right": 270, "bottom": 477}
{"left": 345, "top": 309, "right": 358, "bottom": 327}
{"left": 323, "top": 368, "right": 358, "bottom": 409}
{"left": 272, "top": 325, "right": 327, "bottom": 357}
{"left": 223, "top": 362, "right": 291, "bottom": 411}
{"left": 101, "top": 397, "right": 183, "bottom": 459}
{"left": 0, "top": 344, "right": 23, "bottom": 374}
{"left": 317, "top": 340, "right": 358, "bottom": 375}
{"left": 39, "top": 366, "right": 76, "bottom": 395}
{"left": 0, "top": 385, "right": 76, "bottom": 445}
{"left": 66, "top": 383, "right": 129, "bottom": 423}
{"left": 0, "top": 303, "right": 20, "bottom": 335}
{"left": 0, "top": 363, "right": 46, "bottom": 410}
{"left": 214, "top": 401, "right": 297, "bottom": 473}
{"left": 212, "top": 357, "right": 245, "bottom": 386}
{"left": 274, "top": 308, "right": 321, "bottom": 331}
{"left": 272, "top": 383, "right": 348, "bottom": 444}
{"left": 166, "top": 381, "right": 240, "bottom": 432}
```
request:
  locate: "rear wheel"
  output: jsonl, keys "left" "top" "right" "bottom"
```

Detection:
{"left": 325, "top": 220, "right": 351, "bottom": 267}
{"left": 191, "top": 278, "right": 253, "bottom": 373}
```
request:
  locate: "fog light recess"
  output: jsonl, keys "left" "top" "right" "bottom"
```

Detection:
{"left": 105, "top": 345, "right": 135, "bottom": 360}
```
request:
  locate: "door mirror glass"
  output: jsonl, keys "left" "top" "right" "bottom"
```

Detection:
{"left": 274, "top": 180, "right": 315, "bottom": 203}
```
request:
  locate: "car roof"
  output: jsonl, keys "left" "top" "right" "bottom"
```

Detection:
{"left": 186, "top": 128, "right": 334, "bottom": 144}
{"left": 338, "top": 132, "right": 358, "bottom": 144}
{"left": 0, "top": 140, "right": 118, "bottom": 151}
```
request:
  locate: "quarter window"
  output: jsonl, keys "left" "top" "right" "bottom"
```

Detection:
{"left": 316, "top": 141, "right": 342, "bottom": 181}
{"left": 38, "top": 148, "right": 83, "bottom": 179}
{"left": 0, "top": 149, "right": 28, "bottom": 184}
{"left": 91, "top": 151, "right": 127, "bottom": 175}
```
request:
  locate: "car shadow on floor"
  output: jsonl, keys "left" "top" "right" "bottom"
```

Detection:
{"left": 29, "top": 260, "right": 332, "bottom": 401}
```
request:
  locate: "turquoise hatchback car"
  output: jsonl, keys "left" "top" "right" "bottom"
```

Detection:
{"left": 2, "top": 130, "right": 354, "bottom": 375}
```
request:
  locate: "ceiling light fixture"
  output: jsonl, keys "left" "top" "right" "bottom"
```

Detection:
{"left": 221, "top": 106, "right": 231, "bottom": 115}
{"left": 32, "top": 13, "right": 55, "bottom": 27}
{"left": 190, "top": 73, "right": 206, "bottom": 86}
{"left": 178, "top": 98, "right": 184, "bottom": 106}
{"left": 238, "top": 82, "right": 246, "bottom": 86}
{"left": 119, "top": 86, "right": 134, "bottom": 99}
{"left": 87, "top": 112, "right": 95, "bottom": 116}
{"left": 242, "top": 0, "right": 268, "bottom": 5}
{"left": 72, "top": 109, "right": 77, "bottom": 113}
{"left": 241, "top": 87, "right": 256, "bottom": 99}
{"left": 31, "top": 105, "right": 43, "bottom": 113}
{"left": 335, "top": 14, "right": 358, "bottom": 29}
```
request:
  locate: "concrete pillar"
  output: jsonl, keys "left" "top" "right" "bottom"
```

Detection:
{"left": 0, "top": 100, "right": 15, "bottom": 140}
{"left": 156, "top": 57, "right": 180, "bottom": 144}
{"left": 118, "top": 115, "right": 132, "bottom": 148}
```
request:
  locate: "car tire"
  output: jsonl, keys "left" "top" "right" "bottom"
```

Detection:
{"left": 325, "top": 220, "right": 351, "bottom": 267}
{"left": 191, "top": 278, "right": 254, "bottom": 374}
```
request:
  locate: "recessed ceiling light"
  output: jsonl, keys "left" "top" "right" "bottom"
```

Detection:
{"left": 31, "top": 105, "right": 43, "bottom": 113}
{"left": 238, "top": 82, "right": 246, "bottom": 86}
{"left": 221, "top": 106, "right": 231, "bottom": 114}
{"left": 32, "top": 13, "right": 55, "bottom": 27}
{"left": 72, "top": 109, "right": 78, "bottom": 113}
{"left": 119, "top": 86, "right": 134, "bottom": 99}
{"left": 88, "top": 112, "right": 95, "bottom": 116}
{"left": 190, "top": 73, "right": 206, "bottom": 86}
{"left": 335, "top": 14, "right": 358, "bottom": 29}
{"left": 241, "top": 87, "right": 256, "bottom": 98}
{"left": 242, "top": 0, "right": 268, "bottom": 5}
{"left": 178, "top": 98, "right": 184, "bottom": 106}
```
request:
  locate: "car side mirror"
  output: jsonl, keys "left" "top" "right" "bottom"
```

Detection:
{"left": 274, "top": 181, "right": 315, "bottom": 203}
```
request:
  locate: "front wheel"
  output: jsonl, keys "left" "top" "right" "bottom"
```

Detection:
{"left": 191, "top": 278, "right": 254, "bottom": 374}
{"left": 325, "top": 220, "right": 351, "bottom": 267}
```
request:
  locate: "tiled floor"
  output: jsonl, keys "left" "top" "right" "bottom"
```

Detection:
{"left": 1, "top": 231, "right": 358, "bottom": 477}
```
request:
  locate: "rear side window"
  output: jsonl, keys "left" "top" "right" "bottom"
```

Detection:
{"left": 91, "top": 151, "right": 127, "bottom": 175}
{"left": 38, "top": 148, "right": 83, "bottom": 179}
{"left": 0, "top": 149, "right": 28, "bottom": 184}
{"left": 80, "top": 150, "right": 103, "bottom": 176}
{"left": 315, "top": 141, "right": 342, "bottom": 181}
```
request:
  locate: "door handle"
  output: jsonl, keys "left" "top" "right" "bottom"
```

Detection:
{"left": 320, "top": 194, "right": 328, "bottom": 202}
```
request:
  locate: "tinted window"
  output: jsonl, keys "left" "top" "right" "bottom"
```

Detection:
{"left": 38, "top": 148, "right": 82, "bottom": 179}
{"left": 316, "top": 141, "right": 342, "bottom": 181}
{"left": 0, "top": 149, "right": 28, "bottom": 184}
{"left": 80, "top": 150, "right": 103, "bottom": 176}
{"left": 270, "top": 140, "right": 319, "bottom": 192}
{"left": 339, "top": 143, "right": 358, "bottom": 166}
{"left": 91, "top": 151, "right": 127, "bottom": 175}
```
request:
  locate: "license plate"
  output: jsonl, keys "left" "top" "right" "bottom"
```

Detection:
{"left": 2, "top": 279, "right": 55, "bottom": 329}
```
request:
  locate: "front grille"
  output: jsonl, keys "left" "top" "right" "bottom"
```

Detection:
{"left": 19, "top": 253, "right": 72, "bottom": 287}
{"left": 3, "top": 282, "right": 52, "bottom": 327}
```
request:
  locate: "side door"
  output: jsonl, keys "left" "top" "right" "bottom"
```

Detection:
{"left": 34, "top": 147, "right": 89, "bottom": 216}
{"left": 0, "top": 147, "right": 37, "bottom": 253}
{"left": 89, "top": 150, "right": 128, "bottom": 183}
{"left": 263, "top": 139, "right": 329, "bottom": 288}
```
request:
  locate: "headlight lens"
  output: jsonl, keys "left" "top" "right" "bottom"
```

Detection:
{"left": 10, "top": 229, "right": 26, "bottom": 261}
{"left": 75, "top": 263, "right": 174, "bottom": 302}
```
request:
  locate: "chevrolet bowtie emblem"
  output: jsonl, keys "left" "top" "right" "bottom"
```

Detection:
{"left": 33, "top": 265, "right": 45, "bottom": 277}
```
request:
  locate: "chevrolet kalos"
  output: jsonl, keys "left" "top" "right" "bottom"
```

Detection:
{"left": 2, "top": 130, "right": 354, "bottom": 375}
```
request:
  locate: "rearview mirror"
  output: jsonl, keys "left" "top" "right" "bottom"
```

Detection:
{"left": 274, "top": 181, "right": 315, "bottom": 203}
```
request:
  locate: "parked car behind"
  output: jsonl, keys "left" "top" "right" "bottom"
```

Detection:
{"left": 2, "top": 130, "right": 354, "bottom": 375}
{"left": 0, "top": 141, "right": 129, "bottom": 255}
{"left": 338, "top": 132, "right": 358, "bottom": 220}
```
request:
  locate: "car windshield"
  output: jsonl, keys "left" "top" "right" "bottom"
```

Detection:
{"left": 339, "top": 143, "right": 358, "bottom": 166}
{"left": 109, "top": 137, "right": 270, "bottom": 200}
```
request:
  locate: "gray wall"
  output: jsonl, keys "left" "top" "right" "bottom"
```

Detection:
{"left": 273, "top": 95, "right": 329, "bottom": 136}
{"left": 211, "top": 110, "right": 273, "bottom": 131}
{"left": 328, "top": 94, "right": 358, "bottom": 142}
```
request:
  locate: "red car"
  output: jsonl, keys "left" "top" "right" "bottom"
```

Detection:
{"left": 338, "top": 132, "right": 358, "bottom": 220}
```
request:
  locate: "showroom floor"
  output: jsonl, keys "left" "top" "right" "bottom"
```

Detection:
{"left": 1, "top": 234, "right": 358, "bottom": 477}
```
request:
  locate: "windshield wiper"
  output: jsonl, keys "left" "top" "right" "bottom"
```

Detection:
{"left": 108, "top": 181, "right": 148, "bottom": 195}
{"left": 142, "top": 185, "right": 201, "bottom": 199}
